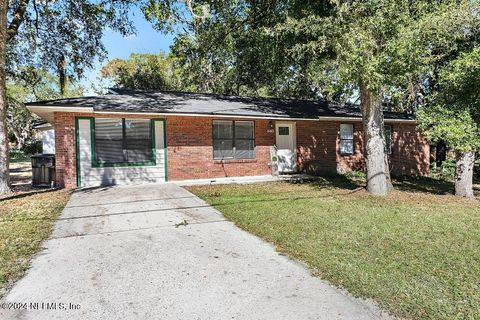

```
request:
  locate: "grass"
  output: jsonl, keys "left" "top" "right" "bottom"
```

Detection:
{"left": 188, "top": 176, "right": 480, "bottom": 320}
{"left": 9, "top": 151, "right": 31, "bottom": 164}
{"left": 0, "top": 190, "right": 70, "bottom": 298}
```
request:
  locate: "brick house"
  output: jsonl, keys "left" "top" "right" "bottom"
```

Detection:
{"left": 27, "top": 89, "right": 429, "bottom": 189}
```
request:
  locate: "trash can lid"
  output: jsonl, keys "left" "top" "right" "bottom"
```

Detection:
{"left": 30, "top": 154, "right": 55, "bottom": 158}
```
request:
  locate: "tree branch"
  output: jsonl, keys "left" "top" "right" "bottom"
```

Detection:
{"left": 7, "top": 0, "right": 31, "bottom": 43}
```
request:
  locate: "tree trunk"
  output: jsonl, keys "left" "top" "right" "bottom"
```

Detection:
{"left": 455, "top": 151, "right": 475, "bottom": 198}
{"left": 360, "top": 82, "right": 392, "bottom": 196}
{"left": 10, "top": 126, "right": 25, "bottom": 150}
{"left": 0, "top": 1, "right": 11, "bottom": 194}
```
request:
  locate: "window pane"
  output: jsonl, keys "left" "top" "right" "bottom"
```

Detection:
{"left": 125, "top": 119, "right": 152, "bottom": 162}
{"left": 279, "top": 126, "right": 289, "bottom": 135}
{"left": 340, "top": 140, "right": 354, "bottom": 155}
{"left": 235, "top": 121, "right": 254, "bottom": 139}
{"left": 94, "top": 118, "right": 124, "bottom": 163}
{"left": 214, "top": 139, "right": 234, "bottom": 159}
{"left": 125, "top": 119, "right": 150, "bottom": 139}
{"left": 235, "top": 139, "right": 255, "bottom": 159}
{"left": 213, "top": 120, "right": 233, "bottom": 139}
{"left": 340, "top": 124, "right": 353, "bottom": 139}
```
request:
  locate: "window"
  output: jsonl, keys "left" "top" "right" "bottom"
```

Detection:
{"left": 94, "top": 118, "right": 153, "bottom": 165}
{"left": 213, "top": 120, "right": 255, "bottom": 159}
{"left": 278, "top": 126, "right": 289, "bottom": 135}
{"left": 384, "top": 125, "right": 393, "bottom": 154}
{"left": 340, "top": 124, "right": 354, "bottom": 155}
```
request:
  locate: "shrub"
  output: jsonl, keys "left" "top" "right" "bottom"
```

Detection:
{"left": 21, "top": 140, "right": 42, "bottom": 155}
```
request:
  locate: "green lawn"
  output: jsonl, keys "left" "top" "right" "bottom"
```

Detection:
{"left": 188, "top": 177, "right": 480, "bottom": 320}
{"left": 0, "top": 190, "right": 70, "bottom": 298}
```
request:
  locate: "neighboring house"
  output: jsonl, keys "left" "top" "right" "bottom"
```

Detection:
{"left": 26, "top": 89, "right": 430, "bottom": 188}
{"left": 32, "top": 120, "right": 56, "bottom": 154}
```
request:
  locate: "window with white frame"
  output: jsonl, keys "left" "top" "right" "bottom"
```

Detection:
{"left": 213, "top": 120, "right": 255, "bottom": 160}
{"left": 384, "top": 125, "right": 393, "bottom": 154}
{"left": 340, "top": 124, "right": 354, "bottom": 155}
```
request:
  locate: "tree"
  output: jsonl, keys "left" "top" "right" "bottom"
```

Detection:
{"left": 101, "top": 52, "right": 191, "bottom": 91}
{"left": 144, "top": 1, "right": 321, "bottom": 98}
{"left": 418, "top": 46, "right": 480, "bottom": 198}
{"left": 0, "top": 0, "right": 140, "bottom": 194}
{"left": 274, "top": 0, "right": 479, "bottom": 195}
{"left": 7, "top": 70, "right": 84, "bottom": 150}
{"left": 1, "top": 1, "right": 9, "bottom": 193}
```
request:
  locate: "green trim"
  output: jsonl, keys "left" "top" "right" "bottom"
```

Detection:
{"left": 91, "top": 117, "right": 157, "bottom": 168}
{"left": 151, "top": 118, "right": 157, "bottom": 165}
{"left": 162, "top": 119, "right": 168, "bottom": 181}
{"left": 93, "top": 161, "right": 157, "bottom": 168}
{"left": 76, "top": 117, "right": 168, "bottom": 183}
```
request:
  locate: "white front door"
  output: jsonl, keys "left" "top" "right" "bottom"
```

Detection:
{"left": 275, "top": 122, "right": 297, "bottom": 173}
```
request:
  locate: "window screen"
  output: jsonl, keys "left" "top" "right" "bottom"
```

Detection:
{"left": 213, "top": 120, "right": 255, "bottom": 159}
{"left": 340, "top": 124, "right": 354, "bottom": 155}
{"left": 94, "top": 118, "right": 153, "bottom": 165}
{"left": 384, "top": 125, "right": 393, "bottom": 154}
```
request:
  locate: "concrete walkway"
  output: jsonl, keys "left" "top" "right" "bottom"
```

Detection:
{"left": 1, "top": 183, "right": 391, "bottom": 320}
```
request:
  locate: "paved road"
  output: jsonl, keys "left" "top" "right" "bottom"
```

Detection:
{"left": 1, "top": 183, "right": 391, "bottom": 320}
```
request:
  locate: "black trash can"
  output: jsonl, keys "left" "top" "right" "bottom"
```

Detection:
{"left": 31, "top": 154, "right": 56, "bottom": 188}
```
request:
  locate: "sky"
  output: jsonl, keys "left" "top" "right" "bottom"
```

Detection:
{"left": 82, "top": 8, "right": 176, "bottom": 94}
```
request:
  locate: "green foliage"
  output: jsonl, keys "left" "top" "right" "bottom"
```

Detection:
{"left": 6, "top": 70, "right": 84, "bottom": 148}
{"left": 279, "top": 0, "right": 480, "bottom": 97}
{"left": 21, "top": 140, "right": 42, "bottom": 155}
{"left": 417, "top": 46, "right": 480, "bottom": 153}
{"left": 430, "top": 156, "right": 456, "bottom": 181}
{"left": 101, "top": 52, "right": 192, "bottom": 91}
{"left": 438, "top": 46, "right": 480, "bottom": 115}
{"left": 142, "top": 1, "right": 335, "bottom": 98}
{"left": 417, "top": 105, "right": 480, "bottom": 153}
{"left": 9, "top": 149, "right": 29, "bottom": 163}
{"left": 7, "top": 0, "right": 137, "bottom": 83}
{"left": 344, "top": 169, "right": 366, "bottom": 180}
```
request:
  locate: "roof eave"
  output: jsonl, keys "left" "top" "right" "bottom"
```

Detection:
{"left": 26, "top": 104, "right": 416, "bottom": 124}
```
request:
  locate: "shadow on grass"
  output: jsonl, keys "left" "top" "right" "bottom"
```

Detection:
{"left": 392, "top": 175, "right": 455, "bottom": 195}
{"left": 285, "top": 174, "right": 363, "bottom": 191}
{"left": 0, "top": 188, "right": 60, "bottom": 202}
{"left": 285, "top": 173, "right": 465, "bottom": 196}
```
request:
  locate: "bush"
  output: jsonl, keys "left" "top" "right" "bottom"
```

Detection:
{"left": 344, "top": 170, "right": 366, "bottom": 180}
{"left": 9, "top": 149, "right": 29, "bottom": 162}
{"left": 430, "top": 156, "right": 456, "bottom": 181}
{"left": 21, "top": 140, "right": 42, "bottom": 155}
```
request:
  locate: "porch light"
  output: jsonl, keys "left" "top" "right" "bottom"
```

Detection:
{"left": 268, "top": 120, "right": 274, "bottom": 130}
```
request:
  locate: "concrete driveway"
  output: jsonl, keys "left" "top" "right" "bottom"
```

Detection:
{"left": 1, "top": 183, "right": 390, "bottom": 320}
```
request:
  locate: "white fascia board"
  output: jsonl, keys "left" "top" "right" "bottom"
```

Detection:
{"left": 26, "top": 105, "right": 94, "bottom": 123}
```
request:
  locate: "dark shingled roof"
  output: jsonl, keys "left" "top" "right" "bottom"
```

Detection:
{"left": 26, "top": 89, "right": 414, "bottom": 121}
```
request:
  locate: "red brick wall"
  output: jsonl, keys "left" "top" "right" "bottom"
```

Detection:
{"left": 297, "top": 120, "right": 429, "bottom": 176}
{"left": 53, "top": 112, "right": 77, "bottom": 189}
{"left": 166, "top": 116, "right": 275, "bottom": 180}
{"left": 53, "top": 112, "right": 428, "bottom": 189}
